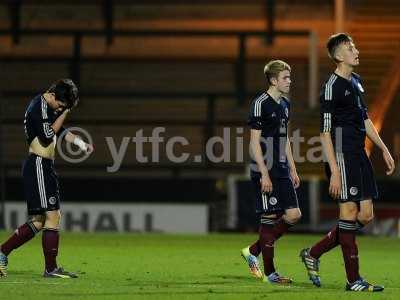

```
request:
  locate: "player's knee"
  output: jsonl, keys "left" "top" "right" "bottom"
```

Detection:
{"left": 46, "top": 210, "right": 61, "bottom": 220}
{"left": 340, "top": 206, "right": 358, "bottom": 220}
{"left": 29, "top": 215, "right": 45, "bottom": 232}
{"left": 359, "top": 212, "right": 374, "bottom": 224}
{"left": 32, "top": 221, "right": 44, "bottom": 231}
{"left": 260, "top": 214, "right": 278, "bottom": 226}
{"left": 292, "top": 213, "right": 302, "bottom": 224}
{"left": 45, "top": 210, "right": 61, "bottom": 228}
{"left": 44, "top": 220, "right": 60, "bottom": 230}
{"left": 285, "top": 210, "right": 302, "bottom": 224}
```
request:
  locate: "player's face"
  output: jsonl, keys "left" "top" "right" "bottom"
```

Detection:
{"left": 54, "top": 101, "right": 67, "bottom": 113}
{"left": 337, "top": 42, "right": 359, "bottom": 66}
{"left": 275, "top": 70, "right": 291, "bottom": 94}
{"left": 48, "top": 94, "right": 67, "bottom": 112}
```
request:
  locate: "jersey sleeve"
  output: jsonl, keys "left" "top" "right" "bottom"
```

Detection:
{"left": 360, "top": 97, "right": 369, "bottom": 120}
{"left": 247, "top": 98, "right": 264, "bottom": 130}
{"left": 284, "top": 98, "right": 291, "bottom": 121}
{"left": 57, "top": 126, "right": 68, "bottom": 139}
{"left": 320, "top": 75, "right": 337, "bottom": 133}
{"left": 357, "top": 77, "right": 369, "bottom": 120}
{"left": 31, "top": 104, "right": 55, "bottom": 145}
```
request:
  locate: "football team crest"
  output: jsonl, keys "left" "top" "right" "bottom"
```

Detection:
{"left": 350, "top": 187, "right": 358, "bottom": 196}
{"left": 269, "top": 197, "right": 278, "bottom": 205}
{"left": 49, "top": 197, "right": 57, "bottom": 205}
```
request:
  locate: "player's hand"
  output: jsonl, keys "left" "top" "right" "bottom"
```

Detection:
{"left": 383, "top": 149, "right": 395, "bottom": 175}
{"left": 329, "top": 170, "right": 342, "bottom": 199}
{"left": 85, "top": 143, "right": 94, "bottom": 155}
{"left": 260, "top": 174, "right": 273, "bottom": 194}
{"left": 55, "top": 108, "right": 70, "bottom": 117}
{"left": 290, "top": 170, "right": 300, "bottom": 189}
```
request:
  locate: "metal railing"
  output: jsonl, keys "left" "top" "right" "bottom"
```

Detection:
{"left": 0, "top": 0, "right": 318, "bottom": 229}
{"left": 0, "top": 28, "right": 312, "bottom": 104}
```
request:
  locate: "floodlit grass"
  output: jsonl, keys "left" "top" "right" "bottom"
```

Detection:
{"left": 0, "top": 232, "right": 398, "bottom": 299}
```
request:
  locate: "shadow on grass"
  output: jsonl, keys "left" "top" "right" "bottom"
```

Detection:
{"left": 7, "top": 270, "right": 36, "bottom": 275}
{"left": 122, "top": 281, "right": 242, "bottom": 287}
{"left": 53, "top": 288, "right": 344, "bottom": 297}
{"left": 209, "top": 274, "right": 339, "bottom": 289}
{"left": 211, "top": 274, "right": 256, "bottom": 281}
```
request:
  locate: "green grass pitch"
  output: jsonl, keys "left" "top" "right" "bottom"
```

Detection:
{"left": 0, "top": 232, "right": 398, "bottom": 300}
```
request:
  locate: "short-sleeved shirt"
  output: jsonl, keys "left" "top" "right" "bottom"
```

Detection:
{"left": 320, "top": 72, "right": 369, "bottom": 153}
{"left": 248, "top": 92, "right": 291, "bottom": 178}
{"left": 24, "top": 95, "right": 66, "bottom": 146}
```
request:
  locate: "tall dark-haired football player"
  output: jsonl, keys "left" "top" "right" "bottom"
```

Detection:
{"left": 0, "top": 79, "right": 93, "bottom": 278}
{"left": 300, "top": 33, "right": 395, "bottom": 292}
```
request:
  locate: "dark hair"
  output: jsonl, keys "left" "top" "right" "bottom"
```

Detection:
{"left": 327, "top": 33, "right": 353, "bottom": 62}
{"left": 47, "top": 79, "right": 79, "bottom": 109}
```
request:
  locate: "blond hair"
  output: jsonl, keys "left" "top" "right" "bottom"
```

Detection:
{"left": 263, "top": 60, "right": 291, "bottom": 85}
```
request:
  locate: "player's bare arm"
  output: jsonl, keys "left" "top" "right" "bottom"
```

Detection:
{"left": 64, "top": 131, "right": 94, "bottom": 154}
{"left": 285, "top": 134, "right": 300, "bottom": 188}
{"left": 50, "top": 108, "right": 69, "bottom": 134}
{"left": 250, "top": 128, "right": 272, "bottom": 193}
{"left": 364, "top": 119, "right": 395, "bottom": 175}
{"left": 320, "top": 132, "right": 341, "bottom": 199}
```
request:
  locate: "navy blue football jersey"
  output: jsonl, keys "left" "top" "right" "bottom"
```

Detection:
{"left": 320, "top": 72, "right": 369, "bottom": 152}
{"left": 248, "top": 92, "right": 291, "bottom": 178}
{"left": 24, "top": 95, "right": 66, "bottom": 146}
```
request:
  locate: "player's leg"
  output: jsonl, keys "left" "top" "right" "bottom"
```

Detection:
{"left": 301, "top": 152, "right": 360, "bottom": 287}
{"left": 305, "top": 201, "right": 370, "bottom": 269}
{"left": 241, "top": 213, "right": 276, "bottom": 279}
{"left": 0, "top": 214, "right": 44, "bottom": 277}
{"left": 338, "top": 201, "right": 360, "bottom": 283}
{"left": 42, "top": 209, "right": 61, "bottom": 275}
{"left": 301, "top": 198, "right": 339, "bottom": 287}
{"left": 0, "top": 155, "right": 46, "bottom": 277}
{"left": 0, "top": 214, "right": 44, "bottom": 257}
{"left": 357, "top": 150, "right": 378, "bottom": 229}
{"left": 39, "top": 159, "right": 77, "bottom": 278}
{"left": 331, "top": 153, "right": 361, "bottom": 286}
{"left": 340, "top": 202, "right": 382, "bottom": 292}
{"left": 269, "top": 178, "right": 301, "bottom": 241}
{"left": 42, "top": 210, "right": 76, "bottom": 279}
{"left": 257, "top": 178, "right": 282, "bottom": 281}
{"left": 240, "top": 176, "right": 267, "bottom": 279}
{"left": 301, "top": 217, "right": 341, "bottom": 288}
{"left": 261, "top": 178, "right": 301, "bottom": 284}
{"left": 337, "top": 152, "right": 371, "bottom": 288}
{"left": 357, "top": 199, "right": 374, "bottom": 227}
{"left": 300, "top": 153, "right": 362, "bottom": 287}
{"left": 346, "top": 151, "right": 383, "bottom": 292}
{"left": 306, "top": 164, "right": 341, "bottom": 259}
{"left": 263, "top": 208, "right": 300, "bottom": 284}
{"left": 305, "top": 205, "right": 372, "bottom": 269}
{"left": 273, "top": 207, "right": 301, "bottom": 241}
{"left": 258, "top": 212, "right": 280, "bottom": 282}
{"left": 242, "top": 215, "right": 276, "bottom": 280}
{"left": 300, "top": 155, "right": 348, "bottom": 287}
{"left": 247, "top": 214, "right": 278, "bottom": 256}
